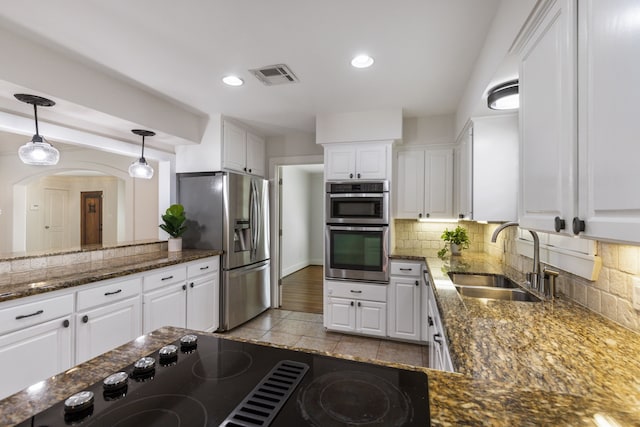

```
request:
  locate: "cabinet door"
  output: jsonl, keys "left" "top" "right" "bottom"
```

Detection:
{"left": 0, "top": 315, "right": 72, "bottom": 400}
{"left": 326, "top": 297, "right": 355, "bottom": 332}
{"left": 186, "top": 274, "right": 219, "bottom": 332}
{"left": 577, "top": 0, "right": 640, "bottom": 242}
{"left": 519, "top": 0, "right": 577, "bottom": 234}
{"left": 395, "top": 150, "right": 425, "bottom": 219}
{"left": 355, "top": 144, "right": 387, "bottom": 179}
{"left": 456, "top": 125, "right": 473, "bottom": 219}
{"left": 143, "top": 284, "right": 187, "bottom": 334}
{"left": 246, "top": 132, "right": 266, "bottom": 177}
{"left": 223, "top": 120, "right": 247, "bottom": 173}
{"left": 76, "top": 296, "right": 141, "bottom": 364}
{"left": 325, "top": 146, "right": 356, "bottom": 180}
{"left": 388, "top": 278, "right": 421, "bottom": 341}
{"left": 356, "top": 300, "right": 386, "bottom": 337}
{"left": 424, "top": 149, "right": 453, "bottom": 219}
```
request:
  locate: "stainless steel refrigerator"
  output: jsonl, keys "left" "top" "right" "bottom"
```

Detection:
{"left": 177, "top": 172, "right": 270, "bottom": 331}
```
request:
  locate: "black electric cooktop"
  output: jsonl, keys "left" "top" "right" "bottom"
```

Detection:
{"left": 17, "top": 335, "right": 430, "bottom": 426}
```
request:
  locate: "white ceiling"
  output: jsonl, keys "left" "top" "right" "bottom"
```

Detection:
{"left": 0, "top": 0, "right": 503, "bottom": 145}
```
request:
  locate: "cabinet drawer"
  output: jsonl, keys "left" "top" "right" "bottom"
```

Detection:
{"left": 187, "top": 257, "right": 219, "bottom": 278}
{"left": 144, "top": 265, "right": 187, "bottom": 292}
{"left": 325, "top": 281, "right": 387, "bottom": 302}
{"left": 77, "top": 277, "right": 142, "bottom": 311}
{"left": 390, "top": 261, "right": 422, "bottom": 277}
{"left": 0, "top": 293, "right": 74, "bottom": 335}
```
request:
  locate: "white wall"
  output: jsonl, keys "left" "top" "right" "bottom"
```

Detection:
{"left": 0, "top": 145, "right": 159, "bottom": 253}
{"left": 266, "top": 131, "right": 322, "bottom": 160}
{"left": 280, "top": 166, "right": 324, "bottom": 277}
{"left": 402, "top": 115, "right": 455, "bottom": 146}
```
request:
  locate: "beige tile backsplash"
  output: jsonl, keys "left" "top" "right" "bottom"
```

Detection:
{"left": 395, "top": 219, "right": 640, "bottom": 333}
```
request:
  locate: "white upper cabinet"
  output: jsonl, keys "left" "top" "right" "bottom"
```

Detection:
{"left": 222, "top": 120, "right": 266, "bottom": 177}
{"left": 576, "top": 0, "right": 640, "bottom": 242}
{"left": 518, "top": 0, "right": 640, "bottom": 242}
{"left": 456, "top": 116, "right": 518, "bottom": 222}
{"left": 396, "top": 148, "right": 453, "bottom": 219}
{"left": 517, "top": 0, "right": 577, "bottom": 235}
{"left": 324, "top": 142, "right": 391, "bottom": 181}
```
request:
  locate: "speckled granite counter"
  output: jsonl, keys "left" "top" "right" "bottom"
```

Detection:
{"left": 1, "top": 326, "right": 637, "bottom": 426}
{"left": 0, "top": 249, "right": 222, "bottom": 303}
{"left": 392, "top": 249, "right": 640, "bottom": 425}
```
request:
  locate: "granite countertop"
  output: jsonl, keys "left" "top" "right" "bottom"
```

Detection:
{"left": 392, "top": 249, "right": 640, "bottom": 425}
{"left": 0, "top": 249, "right": 222, "bottom": 303}
{"left": 1, "top": 326, "right": 637, "bottom": 426}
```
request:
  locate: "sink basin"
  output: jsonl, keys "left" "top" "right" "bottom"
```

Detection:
{"left": 454, "top": 286, "right": 542, "bottom": 302}
{"left": 447, "top": 272, "right": 519, "bottom": 288}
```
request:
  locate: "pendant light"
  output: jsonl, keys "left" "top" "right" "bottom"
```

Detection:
{"left": 487, "top": 79, "right": 519, "bottom": 110}
{"left": 129, "top": 129, "right": 155, "bottom": 179}
{"left": 14, "top": 94, "right": 60, "bottom": 165}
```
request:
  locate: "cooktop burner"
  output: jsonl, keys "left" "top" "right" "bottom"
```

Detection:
{"left": 17, "top": 335, "right": 429, "bottom": 426}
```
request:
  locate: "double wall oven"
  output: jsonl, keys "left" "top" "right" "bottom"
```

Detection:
{"left": 325, "top": 181, "right": 390, "bottom": 283}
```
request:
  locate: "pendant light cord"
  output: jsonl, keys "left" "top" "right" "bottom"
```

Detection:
{"left": 141, "top": 135, "right": 146, "bottom": 160}
{"left": 33, "top": 103, "right": 40, "bottom": 136}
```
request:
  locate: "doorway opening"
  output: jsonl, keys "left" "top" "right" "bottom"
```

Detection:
{"left": 277, "top": 163, "right": 324, "bottom": 314}
{"left": 81, "top": 191, "right": 103, "bottom": 246}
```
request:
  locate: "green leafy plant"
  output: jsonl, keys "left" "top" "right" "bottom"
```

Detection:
{"left": 437, "top": 226, "right": 470, "bottom": 258}
{"left": 159, "top": 204, "right": 187, "bottom": 238}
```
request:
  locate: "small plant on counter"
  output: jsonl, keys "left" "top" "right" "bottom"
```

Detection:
{"left": 437, "top": 225, "right": 470, "bottom": 258}
{"left": 159, "top": 203, "right": 187, "bottom": 238}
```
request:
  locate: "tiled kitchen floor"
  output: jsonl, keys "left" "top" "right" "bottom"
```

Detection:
{"left": 219, "top": 308, "right": 429, "bottom": 367}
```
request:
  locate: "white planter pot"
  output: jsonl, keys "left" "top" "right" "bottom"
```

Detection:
{"left": 450, "top": 243, "right": 461, "bottom": 256}
{"left": 168, "top": 237, "right": 182, "bottom": 252}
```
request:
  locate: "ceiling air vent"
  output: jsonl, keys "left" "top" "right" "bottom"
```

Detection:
{"left": 250, "top": 64, "right": 299, "bottom": 86}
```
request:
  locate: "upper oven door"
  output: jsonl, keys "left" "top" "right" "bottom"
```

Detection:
{"left": 326, "top": 193, "right": 389, "bottom": 224}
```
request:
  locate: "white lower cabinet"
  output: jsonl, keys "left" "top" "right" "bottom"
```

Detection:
{"left": 325, "top": 280, "right": 387, "bottom": 337}
{"left": 143, "top": 256, "right": 220, "bottom": 334}
{"left": 0, "top": 293, "right": 74, "bottom": 400}
{"left": 426, "top": 282, "right": 453, "bottom": 372}
{"left": 75, "top": 277, "right": 142, "bottom": 364}
{"left": 388, "top": 262, "right": 422, "bottom": 342}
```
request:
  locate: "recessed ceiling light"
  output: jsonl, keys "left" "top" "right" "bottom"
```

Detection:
{"left": 351, "top": 54, "right": 374, "bottom": 68}
{"left": 222, "top": 76, "right": 244, "bottom": 86}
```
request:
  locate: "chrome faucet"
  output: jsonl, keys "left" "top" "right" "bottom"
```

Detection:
{"left": 491, "top": 222, "right": 542, "bottom": 292}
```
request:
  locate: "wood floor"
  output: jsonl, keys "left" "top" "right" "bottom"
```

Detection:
{"left": 279, "top": 265, "right": 323, "bottom": 314}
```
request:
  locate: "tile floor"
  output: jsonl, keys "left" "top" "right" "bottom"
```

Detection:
{"left": 219, "top": 308, "right": 429, "bottom": 367}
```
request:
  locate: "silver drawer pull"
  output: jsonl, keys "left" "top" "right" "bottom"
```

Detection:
{"left": 104, "top": 289, "right": 122, "bottom": 296}
{"left": 350, "top": 290, "right": 362, "bottom": 294}
{"left": 16, "top": 309, "right": 44, "bottom": 320}
{"left": 161, "top": 275, "right": 174, "bottom": 281}
{"left": 199, "top": 266, "right": 209, "bottom": 271}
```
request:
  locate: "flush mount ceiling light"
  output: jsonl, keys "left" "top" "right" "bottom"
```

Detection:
{"left": 222, "top": 75, "right": 244, "bottom": 86}
{"left": 487, "top": 79, "right": 519, "bottom": 110}
{"left": 14, "top": 93, "right": 60, "bottom": 165}
{"left": 351, "top": 54, "right": 374, "bottom": 68}
{"left": 129, "top": 129, "right": 155, "bottom": 179}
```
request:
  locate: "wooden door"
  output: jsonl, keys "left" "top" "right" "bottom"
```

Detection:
{"left": 81, "top": 191, "right": 103, "bottom": 246}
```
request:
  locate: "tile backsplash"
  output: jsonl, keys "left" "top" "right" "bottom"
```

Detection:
{"left": 395, "top": 219, "right": 640, "bottom": 333}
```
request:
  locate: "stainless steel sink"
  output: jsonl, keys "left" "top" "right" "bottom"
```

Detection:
{"left": 454, "top": 286, "right": 542, "bottom": 302}
{"left": 447, "top": 272, "right": 519, "bottom": 288}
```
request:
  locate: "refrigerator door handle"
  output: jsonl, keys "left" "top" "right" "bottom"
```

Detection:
{"left": 227, "top": 259, "right": 270, "bottom": 276}
{"left": 250, "top": 180, "right": 258, "bottom": 259}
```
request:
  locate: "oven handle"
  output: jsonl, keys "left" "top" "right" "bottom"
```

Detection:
{"left": 328, "top": 193, "right": 387, "bottom": 198}
{"left": 326, "top": 225, "right": 388, "bottom": 232}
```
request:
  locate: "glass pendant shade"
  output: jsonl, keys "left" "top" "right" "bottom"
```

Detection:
{"left": 129, "top": 158, "right": 154, "bottom": 179}
{"left": 129, "top": 129, "right": 155, "bottom": 179}
{"left": 14, "top": 93, "right": 59, "bottom": 165}
{"left": 18, "top": 135, "right": 60, "bottom": 165}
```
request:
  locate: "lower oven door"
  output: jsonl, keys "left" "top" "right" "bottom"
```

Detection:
{"left": 325, "top": 225, "right": 389, "bottom": 282}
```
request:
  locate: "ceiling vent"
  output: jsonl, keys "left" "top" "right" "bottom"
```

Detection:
{"left": 250, "top": 64, "right": 299, "bottom": 86}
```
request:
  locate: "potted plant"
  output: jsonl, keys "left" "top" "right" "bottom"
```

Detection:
{"left": 159, "top": 204, "right": 187, "bottom": 252}
{"left": 437, "top": 226, "right": 470, "bottom": 258}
